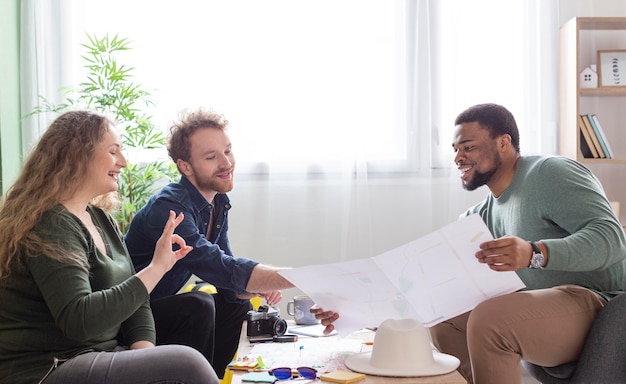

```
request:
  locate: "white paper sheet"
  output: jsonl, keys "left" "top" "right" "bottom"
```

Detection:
{"left": 279, "top": 214, "right": 526, "bottom": 336}
{"left": 288, "top": 324, "right": 338, "bottom": 337}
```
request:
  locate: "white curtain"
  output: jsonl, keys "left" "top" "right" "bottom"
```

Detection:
{"left": 523, "top": 0, "right": 560, "bottom": 156}
{"left": 19, "top": 0, "right": 560, "bottom": 265}
{"left": 20, "top": 0, "right": 76, "bottom": 155}
{"left": 437, "top": 0, "right": 560, "bottom": 160}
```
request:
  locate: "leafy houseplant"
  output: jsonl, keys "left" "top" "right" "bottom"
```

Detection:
{"left": 30, "top": 34, "right": 177, "bottom": 233}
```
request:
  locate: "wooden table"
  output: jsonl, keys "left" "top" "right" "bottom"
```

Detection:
{"left": 229, "top": 322, "right": 466, "bottom": 384}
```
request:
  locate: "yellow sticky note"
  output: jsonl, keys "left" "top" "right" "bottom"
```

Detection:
{"left": 228, "top": 360, "right": 259, "bottom": 371}
{"left": 320, "top": 370, "right": 366, "bottom": 384}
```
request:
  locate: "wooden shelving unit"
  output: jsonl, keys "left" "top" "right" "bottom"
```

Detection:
{"left": 560, "top": 17, "right": 626, "bottom": 222}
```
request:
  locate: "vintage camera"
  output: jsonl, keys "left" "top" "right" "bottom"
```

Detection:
{"left": 246, "top": 305, "right": 287, "bottom": 337}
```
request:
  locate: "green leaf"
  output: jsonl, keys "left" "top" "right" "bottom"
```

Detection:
{"left": 26, "top": 32, "right": 171, "bottom": 231}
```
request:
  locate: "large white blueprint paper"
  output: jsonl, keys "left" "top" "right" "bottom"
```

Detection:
{"left": 279, "top": 214, "right": 526, "bottom": 336}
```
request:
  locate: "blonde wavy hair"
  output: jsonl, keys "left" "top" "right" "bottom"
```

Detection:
{"left": 0, "top": 110, "right": 120, "bottom": 280}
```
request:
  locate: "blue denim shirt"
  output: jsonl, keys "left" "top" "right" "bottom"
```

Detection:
{"left": 124, "top": 177, "right": 258, "bottom": 301}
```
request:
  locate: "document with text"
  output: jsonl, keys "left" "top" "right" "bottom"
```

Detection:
{"left": 279, "top": 214, "right": 526, "bottom": 336}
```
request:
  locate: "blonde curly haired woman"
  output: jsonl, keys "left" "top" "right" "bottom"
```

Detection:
{"left": 0, "top": 110, "right": 219, "bottom": 384}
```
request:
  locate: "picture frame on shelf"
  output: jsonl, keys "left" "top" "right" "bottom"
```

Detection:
{"left": 597, "top": 50, "right": 626, "bottom": 88}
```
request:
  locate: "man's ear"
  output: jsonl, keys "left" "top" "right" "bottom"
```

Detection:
{"left": 177, "top": 159, "right": 193, "bottom": 176}
{"left": 499, "top": 134, "right": 513, "bottom": 151}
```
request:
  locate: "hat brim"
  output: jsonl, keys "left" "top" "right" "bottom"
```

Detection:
{"left": 344, "top": 351, "right": 460, "bottom": 377}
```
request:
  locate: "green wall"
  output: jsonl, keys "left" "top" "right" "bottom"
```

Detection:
{"left": 0, "top": 0, "right": 22, "bottom": 194}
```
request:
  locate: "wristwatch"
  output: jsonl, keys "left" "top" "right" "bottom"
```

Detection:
{"left": 528, "top": 241, "right": 545, "bottom": 269}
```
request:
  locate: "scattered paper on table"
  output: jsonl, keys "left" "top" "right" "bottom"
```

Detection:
{"left": 246, "top": 336, "right": 366, "bottom": 373}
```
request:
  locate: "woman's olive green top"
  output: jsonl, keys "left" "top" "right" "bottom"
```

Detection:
{"left": 0, "top": 205, "right": 154, "bottom": 384}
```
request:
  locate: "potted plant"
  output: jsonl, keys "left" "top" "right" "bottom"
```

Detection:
{"left": 29, "top": 34, "right": 177, "bottom": 233}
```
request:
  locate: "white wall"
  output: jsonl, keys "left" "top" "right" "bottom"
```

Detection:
{"left": 228, "top": 0, "right": 626, "bottom": 316}
{"left": 559, "top": 0, "right": 626, "bottom": 23}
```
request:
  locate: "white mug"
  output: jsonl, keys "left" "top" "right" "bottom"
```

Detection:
{"left": 286, "top": 295, "right": 318, "bottom": 325}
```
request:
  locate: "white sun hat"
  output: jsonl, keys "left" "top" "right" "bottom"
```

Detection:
{"left": 345, "top": 318, "right": 460, "bottom": 377}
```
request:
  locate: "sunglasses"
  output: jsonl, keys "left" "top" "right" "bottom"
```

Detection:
{"left": 268, "top": 366, "right": 318, "bottom": 381}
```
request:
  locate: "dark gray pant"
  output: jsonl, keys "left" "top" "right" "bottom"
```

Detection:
{"left": 150, "top": 290, "right": 251, "bottom": 378}
{"left": 42, "top": 345, "right": 219, "bottom": 384}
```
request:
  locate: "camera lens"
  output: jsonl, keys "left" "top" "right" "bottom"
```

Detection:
{"left": 273, "top": 318, "right": 288, "bottom": 336}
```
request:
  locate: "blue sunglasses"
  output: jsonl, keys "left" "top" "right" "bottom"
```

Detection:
{"left": 268, "top": 366, "right": 318, "bottom": 380}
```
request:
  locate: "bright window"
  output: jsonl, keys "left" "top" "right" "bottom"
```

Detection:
{"left": 45, "top": 0, "right": 556, "bottom": 174}
{"left": 73, "top": 0, "right": 408, "bottom": 173}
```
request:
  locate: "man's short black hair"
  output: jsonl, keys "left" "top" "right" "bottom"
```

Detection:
{"left": 455, "top": 103, "right": 520, "bottom": 153}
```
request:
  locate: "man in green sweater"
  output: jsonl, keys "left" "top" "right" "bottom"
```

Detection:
{"left": 429, "top": 103, "right": 626, "bottom": 384}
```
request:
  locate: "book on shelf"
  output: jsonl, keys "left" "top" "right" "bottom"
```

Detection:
{"left": 577, "top": 114, "right": 599, "bottom": 158}
{"left": 580, "top": 114, "right": 606, "bottom": 158}
{"left": 585, "top": 114, "right": 611, "bottom": 159}
{"left": 589, "top": 114, "right": 614, "bottom": 158}
{"left": 579, "top": 128, "right": 596, "bottom": 158}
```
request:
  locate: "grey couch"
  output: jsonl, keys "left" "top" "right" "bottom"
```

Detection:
{"left": 522, "top": 293, "right": 626, "bottom": 383}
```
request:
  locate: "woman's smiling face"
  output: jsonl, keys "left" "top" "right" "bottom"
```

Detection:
{"left": 86, "top": 125, "right": 127, "bottom": 197}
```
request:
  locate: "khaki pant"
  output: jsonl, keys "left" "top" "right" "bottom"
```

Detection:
{"left": 429, "top": 285, "right": 606, "bottom": 384}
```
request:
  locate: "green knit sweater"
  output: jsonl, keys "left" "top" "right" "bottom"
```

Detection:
{"left": 0, "top": 205, "right": 154, "bottom": 384}
{"left": 464, "top": 156, "right": 626, "bottom": 299}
